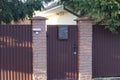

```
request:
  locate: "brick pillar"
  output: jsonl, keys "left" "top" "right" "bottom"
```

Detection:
{"left": 76, "top": 17, "right": 93, "bottom": 80}
{"left": 31, "top": 16, "right": 47, "bottom": 80}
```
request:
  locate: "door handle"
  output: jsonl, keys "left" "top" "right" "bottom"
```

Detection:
{"left": 73, "top": 44, "right": 77, "bottom": 54}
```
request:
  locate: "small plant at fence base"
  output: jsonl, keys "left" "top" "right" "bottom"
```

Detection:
{"left": 93, "top": 77, "right": 120, "bottom": 80}
{"left": 93, "top": 78, "right": 110, "bottom": 80}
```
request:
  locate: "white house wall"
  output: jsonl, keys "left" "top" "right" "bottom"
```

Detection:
{"left": 34, "top": 10, "right": 77, "bottom": 25}
{"left": 46, "top": 11, "right": 77, "bottom": 25}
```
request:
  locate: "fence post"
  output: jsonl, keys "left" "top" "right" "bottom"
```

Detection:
{"left": 76, "top": 17, "right": 93, "bottom": 80}
{"left": 31, "top": 16, "right": 47, "bottom": 80}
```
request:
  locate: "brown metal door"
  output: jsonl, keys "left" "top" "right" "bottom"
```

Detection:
{"left": 47, "top": 25, "right": 78, "bottom": 80}
{"left": 0, "top": 25, "right": 32, "bottom": 80}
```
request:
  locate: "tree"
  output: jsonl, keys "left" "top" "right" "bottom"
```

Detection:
{"left": 0, "top": 0, "right": 53, "bottom": 24}
{"left": 60, "top": 0, "right": 120, "bottom": 33}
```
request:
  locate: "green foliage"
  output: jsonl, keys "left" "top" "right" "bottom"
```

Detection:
{"left": 61, "top": 0, "right": 120, "bottom": 33}
{"left": 0, "top": 0, "right": 53, "bottom": 24}
{"left": 92, "top": 77, "right": 113, "bottom": 80}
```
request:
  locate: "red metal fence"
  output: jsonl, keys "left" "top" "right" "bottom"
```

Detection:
{"left": 0, "top": 25, "right": 33, "bottom": 80}
{"left": 93, "top": 25, "right": 120, "bottom": 77}
{"left": 47, "top": 25, "right": 79, "bottom": 80}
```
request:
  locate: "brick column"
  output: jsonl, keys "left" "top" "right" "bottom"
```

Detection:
{"left": 31, "top": 16, "right": 47, "bottom": 80}
{"left": 76, "top": 17, "right": 93, "bottom": 80}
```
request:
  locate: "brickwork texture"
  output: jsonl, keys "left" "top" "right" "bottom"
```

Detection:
{"left": 32, "top": 17, "right": 47, "bottom": 80}
{"left": 76, "top": 17, "right": 93, "bottom": 80}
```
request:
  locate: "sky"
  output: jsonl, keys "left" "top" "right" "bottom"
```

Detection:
{"left": 47, "top": 0, "right": 59, "bottom": 5}
{"left": 44, "top": 0, "right": 60, "bottom": 7}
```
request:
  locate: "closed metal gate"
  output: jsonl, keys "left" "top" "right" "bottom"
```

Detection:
{"left": 93, "top": 25, "right": 120, "bottom": 77}
{"left": 47, "top": 25, "right": 79, "bottom": 80}
{"left": 0, "top": 25, "right": 32, "bottom": 80}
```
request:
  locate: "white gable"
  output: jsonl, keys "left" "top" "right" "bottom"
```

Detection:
{"left": 34, "top": 5, "right": 78, "bottom": 25}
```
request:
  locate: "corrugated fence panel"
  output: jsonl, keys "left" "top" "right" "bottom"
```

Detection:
{"left": 93, "top": 25, "right": 120, "bottom": 77}
{"left": 0, "top": 25, "right": 32, "bottom": 80}
{"left": 47, "top": 25, "right": 78, "bottom": 80}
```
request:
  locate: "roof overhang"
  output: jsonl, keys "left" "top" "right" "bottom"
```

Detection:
{"left": 34, "top": 5, "right": 65, "bottom": 17}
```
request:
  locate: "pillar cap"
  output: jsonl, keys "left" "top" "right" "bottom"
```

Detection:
{"left": 75, "top": 16, "right": 94, "bottom": 21}
{"left": 31, "top": 16, "right": 47, "bottom": 20}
